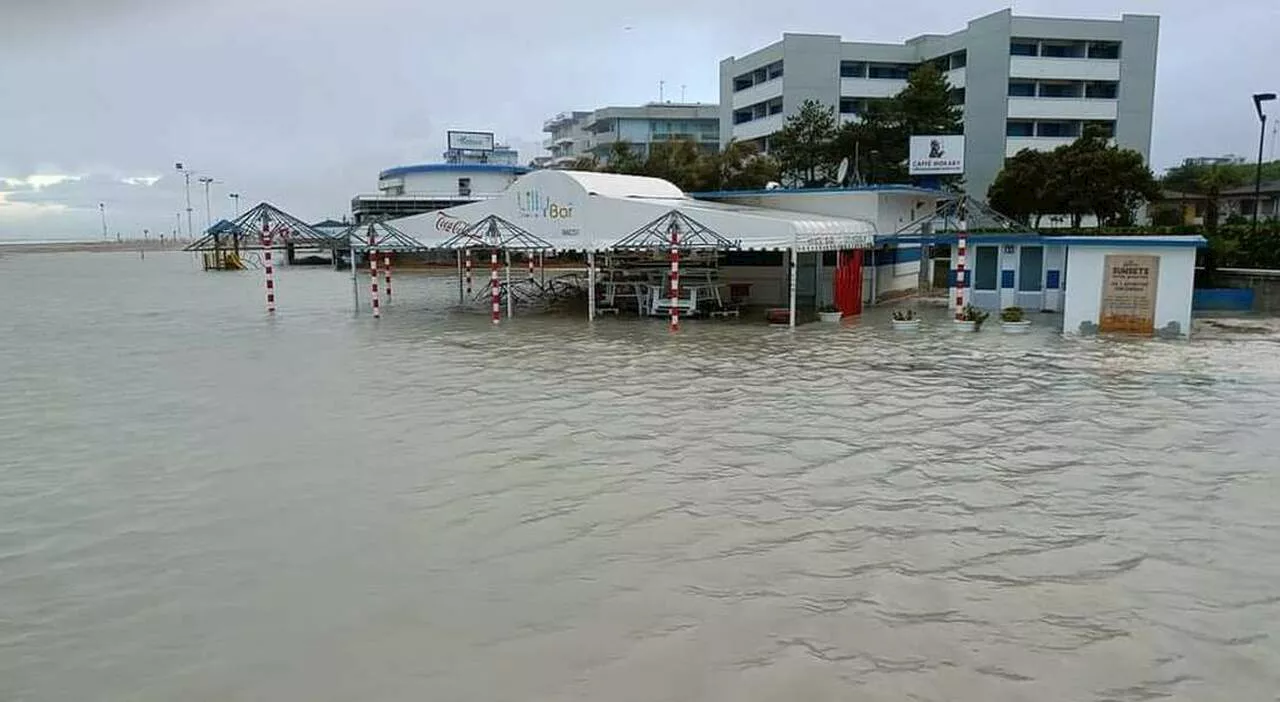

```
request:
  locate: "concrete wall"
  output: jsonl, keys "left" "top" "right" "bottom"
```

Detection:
{"left": 1209, "top": 268, "right": 1280, "bottom": 314}
{"left": 961, "top": 10, "right": 1013, "bottom": 200}
{"left": 397, "top": 169, "right": 519, "bottom": 195}
{"left": 1063, "top": 246, "right": 1195, "bottom": 336}
{"left": 779, "top": 34, "right": 841, "bottom": 118}
{"left": 1115, "top": 15, "right": 1159, "bottom": 160}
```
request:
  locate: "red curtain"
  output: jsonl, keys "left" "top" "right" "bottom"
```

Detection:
{"left": 833, "top": 249, "right": 863, "bottom": 317}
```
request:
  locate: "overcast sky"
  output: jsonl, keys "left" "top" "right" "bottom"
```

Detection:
{"left": 1, "top": 0, "right": 1276, "bottom": 241}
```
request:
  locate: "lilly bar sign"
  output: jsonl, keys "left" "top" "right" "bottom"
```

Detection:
{"left": 908, "top": 135, "right": 964, "bottom": 175}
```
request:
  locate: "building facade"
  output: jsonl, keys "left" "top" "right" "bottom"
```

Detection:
{"left": 351, "top": 138, "right": 528, "bottom": 223}
{"left": 538, "top": 103, "right": 720, "bottom": 167}
{"left": 718, "top": 9, "right": 1159, "bottom": 198}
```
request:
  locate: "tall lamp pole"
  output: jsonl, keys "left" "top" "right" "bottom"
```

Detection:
{"left": 175, "top": 162, "right": 194, "bottom": 239}
{"left": 98, "top": 202, "right": 107, "bottom": 240}
{"left": 229, "top": 192, "right": 240, "bottom": 218}
{"left": 198, "top": 176, "right": 216, "bottom": 230}
{"left": 1251, "top": 92, "right": 1276, "bottom": 235}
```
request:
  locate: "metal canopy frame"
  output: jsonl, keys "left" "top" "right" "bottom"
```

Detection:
{"left": 183, "top": 202, "right": 344, "bottom": 251}
{"left": 890, "top": 192, "right": 1034, "bottom": 239}
{"left": 347, "top": 219, "right": 431, "bottom": 252}
{"left": 611, "top": 210, "right": 737, "bottom": 251}
{"left": 439, "top": 214, "right": 554, "bottom": 252}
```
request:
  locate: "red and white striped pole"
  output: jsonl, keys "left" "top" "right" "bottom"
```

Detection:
{"left": 261, "top": 217, "right": 276, "bottom": 314}
{"left": 383, "top": 252, "right": 392, "bottom": 299}
{"left": 369, "top": 232, "right": 381, "bottom": 319}
{"left": 954, "top": 231, "right": 967, "bottom": 321}
{"left": 669, "top": 220, "right": 680, "bottom": 332}
{"left": 464, "top": 249, "right": 472, "bottom": 296}
{"left": 490, "top": 249, "right": 500, "bottom": 324}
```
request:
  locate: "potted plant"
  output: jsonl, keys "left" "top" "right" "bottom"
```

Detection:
{"left": 891, "top": 308, "right": 920, "bottom": 331}
{"left": 1000, "top": 306, "right": 1032, "bottom": 334}
{"left": 817, "top": 304, "right": 843, "bottom": 323}
{"left": 954, "top": 304, "right": 989, "bottom": 332}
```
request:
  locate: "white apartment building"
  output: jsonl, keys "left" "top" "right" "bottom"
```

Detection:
{"left": 539, "top": 103, "right": 720, "bottom": 167}
{"left": 718, "top": 9, "right": 1159, "bottom": 198}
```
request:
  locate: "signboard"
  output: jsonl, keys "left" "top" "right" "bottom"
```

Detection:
{"left": 1100, "top": 254, "right": 1160, "bottom": 334}
{"left": 908, "top": 135, "right": 964, "bottom": 175}
{"left": 447, "top": 130, "right": 495, "bottom": 152}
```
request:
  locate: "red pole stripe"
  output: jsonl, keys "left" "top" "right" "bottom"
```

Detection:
{"left": 369, "top": 234, "right": 381, "bottom": 318}
{"left": 262, "top": 220, "right": 275, "bottom": 313}
{"left": 465, "top": 249, "right": 472, "bottom": 295}
{"left": 383, "top": 253, "right": 392, "bottom": 299}
{"left": 669, "top": 223, "right": 680, "bottom": 332}
{"left": 490, "top": 249, "right": 499, "bottom": 325}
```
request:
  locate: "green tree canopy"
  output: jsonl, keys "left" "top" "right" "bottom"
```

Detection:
{"left": 986, "top": 125, "right": 1159, "bottom": 227}
{"left": 769, "top": 99, "right": 839, "bottom": 187}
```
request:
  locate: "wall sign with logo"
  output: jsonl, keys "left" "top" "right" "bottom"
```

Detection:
{"left": 1100, "top": 254, "right": 1160, "bottom": 334}
{"left": 446, "top": 130, "right": 495, "bottom": 152}
{"left": 908, "top": 135, "right": 965, "bottom": 175}
{"left": 516, "top": 190, "right": 574, "bottom": 219}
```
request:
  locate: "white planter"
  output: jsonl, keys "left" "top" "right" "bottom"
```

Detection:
{"left": 1001, "top": 320, "right": 1032, "bottom": 334}
{"left": 953, "top": 320, "right": 978, "bottom": 332}
{"left": 891, "top": 319, "right": 921, "bottom": 331}
{"left": 818, "top": 311, "right": 843, "bottom": 323}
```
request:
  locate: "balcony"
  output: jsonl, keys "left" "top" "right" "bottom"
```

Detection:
{"left": 1005, "top": 136, "right": 1077, "bottom": 156}
{"left": 731, "top": 78, "right": 783, "bottom": 110}
{"left": 1007, "top": 97, "right": 1118, "bottom": 120}
{"left": 732, "top": 113, "right": 784, "bottom": 141}
{"left": 1008, "top": 56, "right": 1120, "bottom": 82}
{"left": 839, "top": 77, "right": 907, "bottom": 99}
{"left": 944, "top": 67, "right": 966, "bottom": 90}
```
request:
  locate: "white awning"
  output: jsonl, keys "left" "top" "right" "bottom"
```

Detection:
{"left": 391, "top": 170, "right": 878, "bottom": 252}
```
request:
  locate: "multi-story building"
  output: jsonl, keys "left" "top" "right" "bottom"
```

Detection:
{"left": 1181, "top": 154, "right": 1249, "bottom": 167}
{"left": 538, "top": 103, "right": 720, "bottom": 167}
{"left": 351, "top": 136, "right": 527, "bottom": 223}
{"left": 718, "top": 9, "right": 1159, "bottom": 198}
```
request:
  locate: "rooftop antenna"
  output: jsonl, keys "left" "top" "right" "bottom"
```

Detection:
{"left": 659, "top": 80, "right": 665, "bottom": 102}
{"left": 681, "top": 84, "right": 686, "bottom": 102}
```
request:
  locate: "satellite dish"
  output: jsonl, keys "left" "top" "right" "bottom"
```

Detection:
{"left": 835, "top": 157, "right": 850, "bottom": 186}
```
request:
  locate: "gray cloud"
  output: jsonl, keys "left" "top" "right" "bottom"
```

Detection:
{"left": 2, "top": 0, "right": 1278, "bottom": 240}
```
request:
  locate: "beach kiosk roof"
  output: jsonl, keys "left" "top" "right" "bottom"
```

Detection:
{"left": 392, "top": 170, "right": 877, "bottom": 253}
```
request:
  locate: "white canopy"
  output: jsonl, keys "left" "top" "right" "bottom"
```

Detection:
{"left": 392, "top": 170, "right": 877, "bottom": 252}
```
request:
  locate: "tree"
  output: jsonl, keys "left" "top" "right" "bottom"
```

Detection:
{"left": 600, "top": 141, "right": 644, "bottom": 175}
{"left": 831, "top": 63, "right": 961, "bottom": 185}
{"left": 987, "top": 149, "right": 1056, "bottom": 226}
{"left": 769, "top": 99, "right": 839, "bottom": 187}
{"left": 711, "top": 139, "right": 780, "bottom": 190}
{"left": 986, "top": 125, "right": 1158, "bottom": 227}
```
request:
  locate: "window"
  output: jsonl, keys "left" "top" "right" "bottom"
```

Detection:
{"left": 457, "top": 177, "right": 471, "bottom": 197}
{"left": 949, "top": 88, "right": 966, "bottom": 105}
{"left": 1010, "top": 39, "right": 1038, "bottom": 56}
{"left": 732, "top": 61, "right": 783, "bottom": 92}
{"left": 768, "top": 97, "right": 783, "bottom": 115}
{"left": 949, "top": 51, "right": 967, "bottom": 69}
{"left": 1040, "top": 41, "right": 1085, "bottom": 58}
{"left": 868, "top": 63, "right": 912, "bottom": 80}
{"left": 840, "top": 61, "right": 866, "bottom": 78}
{"left": 733, "top": 108, "right": 753, "bottom": 125}
{"left": 1018, "top": 246, "right": 1043, "bottom": 292}
{"left": 1006, "top": 120, "right": 1034, "bottom": 137}
{"left": 1036, "top": 121, "right": 1079, "bottom": 138}
{"left": 1008, "top": 80, "right": 1036, "bottom": 97}
{"left": 974, "top": 246, "right": 999, "bottom": 291}
{"left": 1085, "top": 81, "right": 1118, "bottom": 99}
{"left": 1038, "top": 82, "right": 1081, "bottom": 98}
{"left": 1088, "top": 42, "right": 1121, "bottom": 59}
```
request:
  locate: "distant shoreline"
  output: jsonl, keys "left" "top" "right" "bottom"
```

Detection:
{"left": 0, "top": 240, "right": 184, "bottom": 254}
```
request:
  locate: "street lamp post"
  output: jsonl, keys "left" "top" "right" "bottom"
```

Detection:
{"left": 175, "top": 162, "right": 194, "bottom": 239}
{"left": 198, "top": 176, "right": 216, "bottom": 231}
{"left": 98, "top": 202, "right": 107, "bottom": 240}
{"left": 229, "top": 192, "right": 240, "bottom": 218}
{"left": 1251, "top": 92, "right": 1276, "bottom": 235}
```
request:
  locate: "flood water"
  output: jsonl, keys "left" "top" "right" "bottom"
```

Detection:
{"left": 3, "top": 251, "right": 1280, "bottom": 701}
